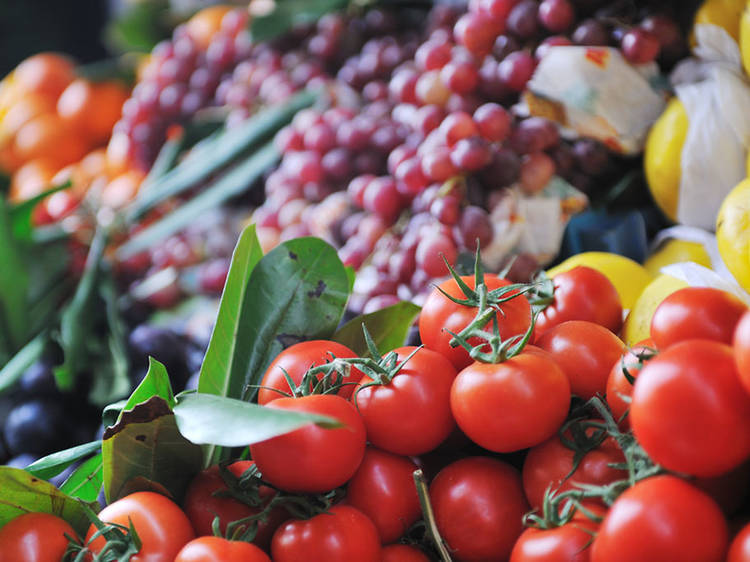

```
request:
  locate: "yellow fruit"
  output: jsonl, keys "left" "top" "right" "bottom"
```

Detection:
{"left": 622, "top": 274, "right": 688, "bottom": 345}
{"left": 741, "top": 0, "right": 750, "bottom": 76}
{"left": 716, "top": 178, "right": 750, "bottom": 292}
{"left": 694, "top": 0, "right": 745, "bottom": 42}
{"left": 643, "top": 239, "right": 713, "bottom": 277}
{"left": 644, "top": 98, "right": 688, "bottom": 223}
{"left": 547, "top": 252, "right": 654, "bottom": 311}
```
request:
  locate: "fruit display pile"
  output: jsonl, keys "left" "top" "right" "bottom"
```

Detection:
{"left": 6, "top": 0, "right": 750, "bottom": 560}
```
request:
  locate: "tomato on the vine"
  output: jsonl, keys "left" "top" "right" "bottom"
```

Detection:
{"left": 430, "top": 457, "right": 529, "bottom": 561}
{"left": 174, "top": 536, "right": 271, "bottom": 562}
{"left": 258, "top": 340, "right": 362, "bottom": 405}
{"left": 591, "top": 475, "right": 728, "bottom": 562}
{"left": 271, "top": 505, "right": 381, "bottom": 562}
{"left": 631, "top": 339, "right": 750, "bottom": 477}
{"left": 0, "top": 512, "right": 76, "bottom": 562}
{"left": 450, "top": 348, "right": 570, "bottom": 452}
{"left": 734, "top": 309, "right": 750, "bottom": 395}
{"left": 354, "top": 346, "right": 457, "bottom": 456}
{"left": 249, "top": 394, "right": 366, "bottom": 492}
{"left": 728, "top": 520, "right": 750, "bottom": 562}
{"left": 510, "top": 517, "right": 599, "bottom": 562}
{"left": 346, "top": 447, "right": 421, "bottom": 543}
{"left": 86, "top": 491, "right": 195, "bottom": 562}
{"left": 182, "top": 461, "right": 287, "bottom": 550}
{"left": 650, "top": 286, "right": 747, "bottom": 349}
{"left": 419, "top": 274, "right": 532, "bottom": 370}
{"left": 605, "top": 338, "right": 655, "bottom": 428}
{"left": 536, "top": 320, "right": 626, "bottom": 400}
{"left": 536, "top": 266, "right": 623, "bottom": 337}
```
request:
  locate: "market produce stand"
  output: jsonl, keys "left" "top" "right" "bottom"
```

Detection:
{"left": 1, "top": 0, "right": 750, "bottom": 560}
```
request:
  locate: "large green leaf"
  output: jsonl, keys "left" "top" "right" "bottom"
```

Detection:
{"left": 0, "top": 467, "right": 97, "bottom": 535}
{"left": 0, "top": 198, "right": 30, "bottom": 354}
{"left": 250, "top": 0, "right": 349, "bottom": 42}
{"left": 25, "top": 440, "right": 102, "bottom": 481}
{"left": 101, "top": 396, "right": 203, "bottom": 503}
{"left": 60, "top": 453, "right": 104, "bottom": 503}
{"left": 333, "top": 301, "right": 421, "bottom": 356}
{"left": 173, "top": 392, "right": 341, "bottom": 447}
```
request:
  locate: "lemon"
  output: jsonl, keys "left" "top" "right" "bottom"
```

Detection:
{"left": 694, "top": 0, "right": 745, "bottom": 42}
{"left": 716, "top": 178, "right": 750, "bottom": 292}
{"left": 643, "top": 239, "right": 713, "bottom": 277}
{"left": 622, "top": 274, "right": 689, "bottom": 345}
{"left": 741, "top": 0, "right": 750, "bottom": 76}
{"left": 547, "top": 252, "right": 654, "bottom": 311}
{"left": 644, "top": 98, "right": 688, "bottom": 223}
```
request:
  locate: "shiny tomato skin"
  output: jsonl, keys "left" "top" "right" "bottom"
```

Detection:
{"left": 271, "top": 505, "right": 381, "bottom": 562}
{"left": 354, "top": 346, "right": 457, "bottom": 456}
{"left": 86, "top": 491, "right": 195, "bottom": 562}
{"left": 605, "top": 339, "right": 655, "bottom": 428}
{"left": 381, "top": 544, "right": 432, "bottom": 562}
{"left": 0, "top": 512, "right": 76, "bottom": 562}
{"left": 734, "top": 310, "right": 750, "bottom": 395}
{"left": 346, "top": 447, "right": 421, "bottom": 544}
{"left": 510, "top": 518, "right": 598, "bottom": 562}
{"left": 650, "top": 287, "right": 747, "bottom": 349}
{"left": 430, "top": 457, "right": 529, "bottom": 561}
{"left": 728, "top": 521, "right": 750, "bottom": 562}
{"left": 182, "top": 461, "right": 286, "bottom": 550}
{"left": 522, "top": 428, "right": 626, "bottom": 512}
{"left": 419, "top": 275, "right": 532, "bottom": 370}
{"left": 450, "top": 351, "right": 570, "bottom": 452}
{"left": 536, "top": 321, "right": 626, "bottom": 400}
{"left": 174, "top": 536, "right": 271, "bottom": 561}
{"left": 258, "top": 340, "right": 362, "bottom": 405}
{"left": 249, "top": 394, "right": 366, "bottom": 493}
{"left": 591, "top": 475, "right": 728, "bottom": 562}
{"left": 536, "top": 266, "right": 622, "bottom": 337}
{"left": 631, "top": 339, "right": 750, "bottom": 477}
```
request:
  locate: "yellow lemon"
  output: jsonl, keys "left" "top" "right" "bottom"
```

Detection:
{"left": 741, "top": 0, "right": 750, "bottom": 76}
{"left": 716, "top": 178, "right": 750, "bottom": 292}
{"left": 622, "top": 274, "right": 689, "bottom": 345}
{"left": 547, "top": 252, "right": 654, "bottom": 311}
{"left": 643, "top": 239, "right": 713, "bottom": 277}
{"left": 644, "top": 98, "right": 688, "bottom": 223}
{"left": 694, "top": 0, "right": 745, "bottom": 42}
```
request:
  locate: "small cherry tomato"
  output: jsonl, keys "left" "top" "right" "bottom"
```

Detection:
{"left": 174, "top": 536, "right": 271, "bottom": 561}
{"left": 0, "top": 512, "right": 76, "bottom": 562}
{"left": 605, "top": 339, "right": 655, "bottom": 428}
{"left": 510, "top": 517, "right": 599, "bottom": 562}
{"left": 728, "top": 520, "right": 750, "bottom": 562}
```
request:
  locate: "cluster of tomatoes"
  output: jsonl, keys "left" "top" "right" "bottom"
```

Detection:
{"left": 6, "top": 263, "right": 750, "bottom": 561}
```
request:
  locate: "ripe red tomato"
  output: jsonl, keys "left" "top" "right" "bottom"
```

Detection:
{"left": 734, "top": 309, "right": 750, "bottom": 395}
{"left": 346, "top": 447, "right": 421, "bottom": 543}
{"left": 381, "top": 544, "right": 431, "bottom": 561}
{"left": 650, "top": 287, "right": 747, "bottom": 349}
{"left": 271, "top": 505, "right": 381, "bottom": 562}
{"left": 430, "top": 457, "right": 529, "bottom": 561}
{"left": 510, "top": 517, "right": 599, "bottom": 562}
{"left": 450, "top": 349, "right": 570, "bottom": 452}
{"left": 631, "top": 339, "right": 750, "bottom": 477}
{"left": 182, "top": 461, "right": 287, "bottom": 550}
{"left": 258, "top": 340, "right": 362, "bottom": 405}
{"left": 728, "top": 521, "right": 750, "bottom": 562}
{"left": 174, "top": 536, "right": 271, "bottom": 561}
{"left": 249, "top": 394, "right": 366, "bottom": 492}
{"left": 86, "top": 491, "right": 195, "bottom": 562}
{"left": 536, "top": 266, "right": 622, "bottom": 337}
{"left": 419, "top": 274, "right": 532, "bottom": 370}
{"left": 522, "top": 427, "right": 626, "bottom": 512}
{"left": 536, "top": 320, "right": 626, "bottom": 400}
{"left": 0, "top": 512, "right": 76, "bottom": 562}
{"left": 605, "top": 339, "right": 655, "bottom": 428}
{"left": 591, "top": 475, "right": 728, "bottom": 562}
{"left": 354, "top": 346, "right": 457, "bottom": 455}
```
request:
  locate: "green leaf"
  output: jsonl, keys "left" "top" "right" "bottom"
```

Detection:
{"left": 9, "top": 181, "right": 71, "bottom": 241}
{"left": 173, "top": 392, "right": 341, "bottom": 447}
{"left": 119, "top": 358, "right": 175, "bottom": 418}
{"left": 55, "top": 228, "right": 107, "bottom": 391}
{"left": 60, "top": 453, "right": 104, "bottom": 502}
{"left": 250, "top": 0, "right": 349, "bottom": 42}
{"left": 117, "top": 142, "right": 279, "bottom": 259}
{"left": 198, "top": 224, "right": 263, "bottom": 399}
{"left": 25, "top": 441, "right": 102, "bottom": 481}
{"left": 0, "top": 198, "right": 30, "bottom": 353}
{"left": 0, "top": 467, "right": 98, "bottom": 535}
{"left": 126, "top": 89, "right": 316, "bottom": 221}
{"left": 102, "top": 396, "right": 203, "bottom": 503}
{"left": 0, "top": 332, "right": 46, "bottom": 395}
{"left": 333, "top": 301, "right": 421, "bottom": 357}
{"left": 105, "top": 0, "right": 171, "bottom": 53}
